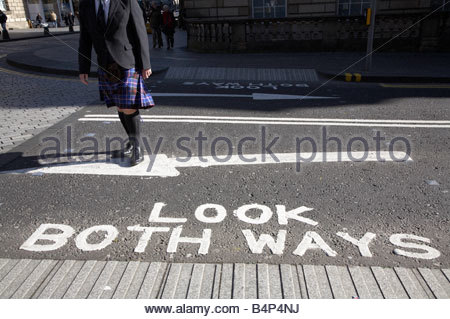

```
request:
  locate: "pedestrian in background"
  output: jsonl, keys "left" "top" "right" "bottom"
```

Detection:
{"left": 178, "top": 7, "right": 186, "bottom": 30}
{"left": 36, "top": 13, "right": 42, "bottom": 26}
{"left": 149, "top": 1, "right": 163, "bottom": 48}
{"left": 0, "top": 10, "right": 9, "bottom": 40}
{"left": 78, "top": 0, "right": 154, "bottom": 167}
{"left": 68, "top": 12, "right": 74, "bottom": 32}
{"left": 63, "top": 13, "right": 69, "bottom": 26}
{"left": 50, "top": 11, "right": 57, "bottom": 28}
{"left": 162, "top": 5, "right": 175, "bottom": 50}
{"left": 0, "top": 10, "right": 7, "bottom": 31}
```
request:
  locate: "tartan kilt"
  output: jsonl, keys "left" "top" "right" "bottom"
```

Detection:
{"left": 97, "top": 66, "right": 155, "bottom": 109}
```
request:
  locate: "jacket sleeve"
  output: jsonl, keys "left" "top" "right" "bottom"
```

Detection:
{"left": 78, "top": 1, "right": 93, "bottom": 74}
{"left": 130, "top": 0, "right": 151, "bottom": 70}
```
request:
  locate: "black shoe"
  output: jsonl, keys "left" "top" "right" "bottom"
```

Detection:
{"left": 122, "top": 110, "right": 143, "bottom": 167}
{"left": 129, "top": 144, "right": 144, "bottom": 167}
{"left": 111, "top": 142, "right": 132, "bottom": 158}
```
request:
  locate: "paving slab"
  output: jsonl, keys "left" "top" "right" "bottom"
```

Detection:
{"left": 2, "top": 258, "right": 448, "bottom": 299}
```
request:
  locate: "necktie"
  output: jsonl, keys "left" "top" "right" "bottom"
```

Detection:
{"left": 97, "top": 0, "right": 107, "bottom": 32}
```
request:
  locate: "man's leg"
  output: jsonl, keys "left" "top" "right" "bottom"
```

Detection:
{"left": 118, "top": 110, "right": 130, "bottom": 136}
{"left": 111, "top": 108, "right": 133, "bottom": 158}
{"left": 165, "top": 32, "right": 170, "bottom": 49}
{"left": 157, "top": 28, "right": 163, "bottom": 47}
{"left": 120, "top": 108, "right": 143, "bottom": 166}
{"left": 152, "top": 30, "right": 157, "bottom": 48}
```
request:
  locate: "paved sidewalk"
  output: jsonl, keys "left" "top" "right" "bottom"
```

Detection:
{"left": 0, "top": 105, "right": 82, "bottom": 153}
{"left": 0, "top": 258, "right": 449, "bottom": 299}
{"left": 4, "top": 29, "right": 171, "bottom": 76}
{"left": 4, "top": 30, "right": 450, "bottom": 83}
{"left": 0, "top": 26, "right": 80, "bottom": 42}
{"left": 0, "top": 55, "right": 97, "bottom": 154}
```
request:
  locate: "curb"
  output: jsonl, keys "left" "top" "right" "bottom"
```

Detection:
{"left": 6, "top": 52, "right": 169, "bottom": 78}
{"left": 0, "top": 257, "right": 449, "bottom": 299}
{"left": 317, "top": 70, "right": 450, "bottom": 84}
{"left": 0, "top": 31, "right": 80, "bottom": 43}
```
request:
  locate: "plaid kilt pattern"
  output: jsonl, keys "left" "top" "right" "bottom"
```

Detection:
{"left": 98, "top": 66, "right": 155, "bottom": 109}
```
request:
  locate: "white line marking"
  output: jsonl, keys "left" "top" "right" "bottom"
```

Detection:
{"left": 381, "top": 83, "right": 450, "bottom": 89}
{"left": 148, "top": 93, "right": 336, "bottom": 100}
{"left": 1, "top": 151, "right": 412, "bottom": 178}
{"left": 82, "top": 114, "right": 450, "bottom": 124}
{"left": 78, "top": 117, "right": 450, "bottom": 128}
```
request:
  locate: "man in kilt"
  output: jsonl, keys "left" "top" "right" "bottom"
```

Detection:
{"left": 78, "top": 0, "right": 154, "bottom": 166}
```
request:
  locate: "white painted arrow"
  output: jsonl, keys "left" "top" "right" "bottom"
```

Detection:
{"left": 150, "top": 93, "right": 337, "bottom": 100}
{"left": 1, "top": 151, "right": 412, "bottom": 178}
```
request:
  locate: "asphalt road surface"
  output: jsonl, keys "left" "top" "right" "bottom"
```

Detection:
{"left": 1, "top": 73, "right": 449, "bottom": 271}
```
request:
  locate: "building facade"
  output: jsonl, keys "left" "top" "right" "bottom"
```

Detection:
{"left": 183, "top": 0, "right": 450, "bottom": 52}
{"left": 0, "top": 0, "right": 80, "bottom": 29}
{"left": 184, "top": 0, "right": 449, "bottom": 20}
{"left": 1, "top": 0, "right": 179, "bottom": 29}
{"left": 1, "top": 0, "right": 28, "bottom": 29}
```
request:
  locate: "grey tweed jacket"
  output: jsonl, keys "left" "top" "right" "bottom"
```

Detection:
{"left": 78, "top": 0, "right": 151, "bottom": 74}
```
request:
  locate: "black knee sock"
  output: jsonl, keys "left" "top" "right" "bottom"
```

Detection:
{"left": 118, "top": 111, "right": 130, "bottom": 136}
{"left": 123, "top": 110, "right": 141, "bottom": 147}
